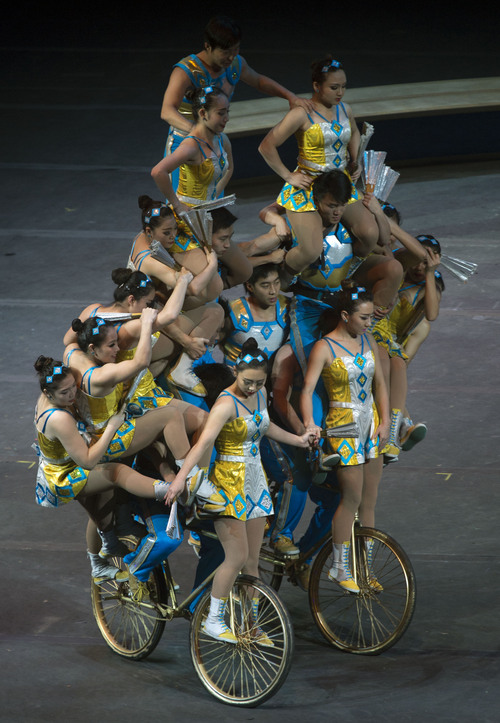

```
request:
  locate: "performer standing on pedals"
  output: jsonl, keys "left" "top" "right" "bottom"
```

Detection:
{"left": 127, "top": 196, "right": 225, "bottom": 396}
{"left": 301, "top": 284, "right": 389, "bottom": 593}
{"left": 161, "top": 14, "right": 313, "bottom": 190}
{"left": 258, "top": 55, "right": 390, "bottom": 281}
{"left": 164, "top": 339, "right": 317, "bottom": 643}
{"left": 221, "top": 262, "right": 289, "bottom": 367}
{"left": 33, "top": 356, "right": 174, "bottom": 584}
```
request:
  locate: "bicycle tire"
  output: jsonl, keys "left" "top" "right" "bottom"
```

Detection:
{"left": 189, "top": 574, "right": 294, "bottom": 706}
{"left": 309, "top": 527, "right": 416, "bottom": 654}
{"left": 91, "top": 555, "right": 168, "bottom": 661}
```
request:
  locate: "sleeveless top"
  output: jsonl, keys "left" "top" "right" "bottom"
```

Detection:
{"left": 177, "top": 135, "right": 228, "bottom": 206}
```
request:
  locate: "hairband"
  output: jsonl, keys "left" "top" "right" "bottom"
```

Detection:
{"left": 138, "top": 275, "right": 152, "bottom": 288}
{"left": 199, "top": 86, "right": 214, "bottom": 104}
{"left": 417, "top": 235, "right": 440, "bottom": 248}
{"left": 238, "top": 353, "right": 266, "bottom": 365}
{"left": 92, "top": 318, "right": 106, "bottom": 335}
{"left": 144, "top": 206, "right": 165, "bottom": 224}
{"left": 45, "top": 365, "right": 65, "bottom": 384}
{"left": 321, "top": 59, "right": 342, "bottom": 73}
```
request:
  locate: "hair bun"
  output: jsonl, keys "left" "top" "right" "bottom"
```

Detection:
{"left": 71, "top": 318, "right": 84, "bottom": 333}
{"left": 34, "top": 355, "right": 52, "bottom": 372}
{"left": 111, "top": 267, "right": 132, "bottom": 285}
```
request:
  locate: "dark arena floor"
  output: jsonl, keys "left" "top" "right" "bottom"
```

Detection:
{"left": 1, "top": 4, "right": 500, "bottom": 721}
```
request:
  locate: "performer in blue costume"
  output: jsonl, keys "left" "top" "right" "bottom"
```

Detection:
{"left": 259, "top": 341, "right": 340, "bottom": 589}
{"left": 222, "top": 263, "right": 289, "bottom": 366}
{"left": 165, "top": 339, "right": 317, "bottom": 643}
{"left": 161, "top": 14, "right": 312, "bottom": 190}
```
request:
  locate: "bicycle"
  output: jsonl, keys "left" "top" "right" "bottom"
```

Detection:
{"left": 90, "top": 533, "right": 294, "bottom": 707}
{"left": 259, "top": 440, "right": 416, "bottom": 655}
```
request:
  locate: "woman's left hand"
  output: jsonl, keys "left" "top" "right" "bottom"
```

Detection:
{"left": 375, "top": 420, "right": 390, "bottom": 450}
{"left": 164, "top": 476, "right": 186, "bottom": 506}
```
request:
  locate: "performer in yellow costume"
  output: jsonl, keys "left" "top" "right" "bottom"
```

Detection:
{"left": 259, "top": 56, "right": 389, "bottom": 278}
{"left": 152, "top": 86, "right": 233, "bottom": 216}
{"left": 33, "top": 356, "right": 173, "bottom": 582}
{"left": 165, "top": 339, "right": 316, "bottom": 643}
{"left": 301, "top": 285, "right": 389, "bottom": 593}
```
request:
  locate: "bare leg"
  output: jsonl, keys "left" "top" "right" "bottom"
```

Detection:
{"left": 77, "top": 462, "right": 164, "bottom": 499}
{"left": 354, "top": 255, "right": 403, "bottom": 313}
{"left": 242, "top": 517, "right": 267, "bottom": 578}
{"left": 284, "top": 209, "right": 324, "bottom": 273}
{"left": 212, "top": 517, "right": 249, "bottom": 598}
{"left": 358, "top": 456, "right": 384, "bottom": 529}
{"left": 332, "top": 465, "right": 364, "bottom": 543}
{"left": 342, "top": 200, "right": 380, "bottom": 257}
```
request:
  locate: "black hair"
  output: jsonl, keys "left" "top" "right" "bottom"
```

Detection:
{"left": 204, "top": 15, "right": 241, "bottom": 50}
{"left": 138, "top": 194, "right": 175, "bottom": 231}
{"left": 235, "top": 337, "right": 269, "bottom": 373}
{"left": 210, "top": 207, "right": 238, "bottom": 233}
{"left": 416, "top": 234, "right": 442, "bottom": 255}
{"left": 319, "top": 281, "right": 373, "bottom": 335}
{"left": 71, "top": 317, "right": 115, "bottom": 353}
{"left": 34, "top": 355, "right": 73, "bottom": 393}
{"left": 313, "top": 170, "right": 352, "bottom": 206}
{"left": 111, "top": 268, "right": 155, "bottom": 303}
{"left": 311, "top": 55, "right": 344, "bottom": 85}
{"left": 381, "top": 202, "right": 402, "bottom": 225}
{"left": 185, "top": 86, "right": 228, "bottom": 122}
{"left": 434, "top": 270, "right": 445, "bottom": 292}
{"left": 247, "top": 263, "right": 281, "bottom": 286}
{"left": 194, "top": 362, "right": 235, "bottom": 408}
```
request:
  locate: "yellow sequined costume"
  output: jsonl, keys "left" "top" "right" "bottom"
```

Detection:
{"left": 278, "top": 105, "right": 357, "bottom": 212}
{"left": 117, "top": 336, "right": 174, "bottom": 412}
{"left": 209, "top": 390, "right": 273, "bottom": 520}
{"left": 34, "top": 406, "right": 90, "bottom": 507}
{"left": 76, "top": 365, "right": 136, "bottom": 462}
{"left": 321, "top": 335, "right": 379, "bottom": 465}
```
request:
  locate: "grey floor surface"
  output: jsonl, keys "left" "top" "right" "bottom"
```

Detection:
{"left": 1, "top": 11, "right": 500, "bottom": 722}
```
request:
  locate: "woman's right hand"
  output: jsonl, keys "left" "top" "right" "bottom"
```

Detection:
{"left": 107, "top": 410, "right": 127, "bottom": 434}
{"left": 178, "top": 267, "right": 194, "bottom": 285}
{"left": 285, "top": 170, "right": 313, "bottom": 190}
{"left": 185, "top": 336, "right": 209, "bottom": 359}
{"left": 141, "top": 307, "right": 158, "bottom": 327}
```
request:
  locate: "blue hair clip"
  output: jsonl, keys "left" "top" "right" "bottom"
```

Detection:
{"left": 45, "top": 365, "right": 65, "bottom": 384}
{"left": 238, "top": 353, "right": 265, "bottom": 365}
{"left": 351, "top": 286, "right": 366, "bottom": 299}
{"left": 139, "top": 274, "right": 152, "bottom": 288}
{"left": 92, "top": 318, "right": 106, "bottom": 335}
{"left": 322, "top": 59, "right": 342, "bottom": 73}
{"left": 144, "top": 207, "right": 163, "bottom": 224}
{"left": 199, "top": 86, "right": 214, "bottom": 105}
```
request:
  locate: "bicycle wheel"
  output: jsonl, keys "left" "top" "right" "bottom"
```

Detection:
{"left": 309, "top": 527, "right": 416, "bottom": 654}
{"left": 91, "top": 555, "right": 168, "bottom": 661}
{"left": 189, "top": 574, "right": 294, "bottom": 707}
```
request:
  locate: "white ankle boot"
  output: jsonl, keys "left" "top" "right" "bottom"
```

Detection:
{"left": 167, "top": 353, "right": 207, "bottom": 396}
{"left": 88, "top": 551, "right": 128, "bottom": 585}
{"left": 204, "top": 595, "right": 238, "bottom": 643}
{"left": 328, "top": 541, "right": 360, "bottom": 593}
